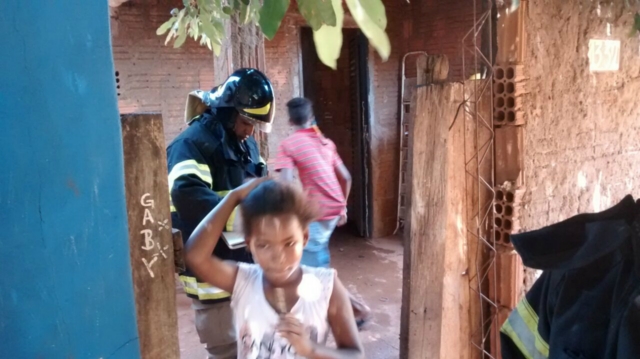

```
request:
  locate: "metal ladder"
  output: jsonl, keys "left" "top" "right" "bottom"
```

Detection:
{"left": 394, "top": 51, "right": 429, "bottom": 235}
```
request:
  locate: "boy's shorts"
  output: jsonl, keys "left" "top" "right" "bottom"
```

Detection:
{"left": 301, "top": 217, "right": 340, "bottom": 268}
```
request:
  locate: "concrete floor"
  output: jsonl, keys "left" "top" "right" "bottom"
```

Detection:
{"left": 176, "top": 228, "right": 403, "bottom": 359}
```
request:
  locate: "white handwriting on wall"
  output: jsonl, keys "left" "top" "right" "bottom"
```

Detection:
{"left": 140, "top": 193, "right": 169, "bottom": 278}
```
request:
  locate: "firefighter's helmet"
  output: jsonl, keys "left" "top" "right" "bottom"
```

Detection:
{"left": 184, "top": 68, "right": 275, "bottom": 133}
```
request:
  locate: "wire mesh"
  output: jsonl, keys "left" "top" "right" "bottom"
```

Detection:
{"left": 461, "top": 0, "right": 497, "bottom": 358}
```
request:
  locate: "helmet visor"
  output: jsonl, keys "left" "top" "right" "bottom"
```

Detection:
{"left": 238, "top": 113, "right": 272, "bottom": 133}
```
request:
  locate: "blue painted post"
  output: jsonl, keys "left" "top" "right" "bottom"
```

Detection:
{"left": 0, "top": 1, "right": 142, "bottom": 358}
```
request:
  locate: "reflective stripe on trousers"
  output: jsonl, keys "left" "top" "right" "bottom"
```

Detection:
{"left": 180, "top": 275, "right": 230, "bottom": 301}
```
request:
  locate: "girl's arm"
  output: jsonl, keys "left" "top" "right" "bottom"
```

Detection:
{"left": 278, "top": 274, "right": 364, "bottom": 359}
{"left": 185, "top": 178, "right": 265, "bottom": 293}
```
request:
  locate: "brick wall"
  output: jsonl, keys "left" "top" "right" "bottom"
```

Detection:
{"left": 407, "top": 0, "right": 479, "bottom": 81}
{"left": 519, "top": 1, "right": 640, "bottom": 231}
{"left": 264, "top": 17, "right": 302, "bottom": 160}
{"left": 110, "top": 0, "right": 215, "bottom": 142}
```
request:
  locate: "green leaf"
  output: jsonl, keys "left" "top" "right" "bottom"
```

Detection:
{"left": 250, "top": 0, "right": 261, "bottom": 22}
{"left": 199, "top": 0, "right": 216, "bottom": 13}
{"left": 359, "top": 0, "right": 386, "bottom": 30}
{"left": 211, "top": 38, "right": 222, "bottom": 56}
{"left": 296, "top": 0, "right": 336, "bottom": 31}
{"left": 212, "top": 18, "right": 226, "bottom": 35}
{"left": 345, "top": 0, "right": 390, "bottom": 60}
{"left": 199, "top": 14, "right": 220, "bottom": 44}
{"left": 165, "top": 8, "right": 186, "bottom": 45}
{"left": 223, "top": 5, "right": 233, "bottom": 15}
{"left": 192, "top": 18, "right": 200, "bottom": 38}
{"left": 156, "top": 17, "right": 177, "bottom": 35}
{"left": 174, "top": 28, "right": 188, "bottom": 48}
{"left": 312, "top": 0, "right": 343, "bottom": 69}
{"left": 173, "top": 12, "right": 189, "bottom": 48}
{"left": 165, "top": 29, "right": 175, "bottom": 45}
{"left": 240, "top": 0, "right": 250, "bottom": 5}
{"left": 239, "top": 2, "right": 250, "bottom": 24}
{"left": 259, "top": 0, "right": 290, "bottom": 39}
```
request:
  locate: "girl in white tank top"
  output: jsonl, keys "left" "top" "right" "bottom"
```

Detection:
{"left": 185, "top": 179, "right": 364, "bottom": 359}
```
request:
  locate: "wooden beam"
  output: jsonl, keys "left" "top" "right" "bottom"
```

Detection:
{"left": 121, "top": 113, "right": 179, "bottom": 359}
{"left": 463, "top": 81, "right": 494, "bottom": 359}
{"left": 400, "top": 55, "right": 465, "bottom": 359}
{"left": 440, "top": 82, "right": 468, "bottom": 359}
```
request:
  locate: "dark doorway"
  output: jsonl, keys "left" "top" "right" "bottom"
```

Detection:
{"left": 300, "top": 27, "right": 373, "bottom": 238}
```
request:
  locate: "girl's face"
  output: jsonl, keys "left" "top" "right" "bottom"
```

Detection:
{"left": 247, "top": 214, "right": 308, "bottom": 285}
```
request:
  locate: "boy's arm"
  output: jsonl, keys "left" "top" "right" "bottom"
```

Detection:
{"left": 329, "top": 140, "right": 351, "bottom": 203}
{"left": 279, "top": 168, "right": 295, "bottom": 181}
{"left": 333, "top": 145, "right": 351, "bottom": 226}
{"left": 185, "top": 178, "right": 265, "bottom": 293}
{"left": 334, "top": 162, "right": 352, "bottom": 202}
{"left": 273, "top": 142, "right": 296, "bottom": 181}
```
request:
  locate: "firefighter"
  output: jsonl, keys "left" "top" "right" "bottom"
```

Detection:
{"left": 167, "top": 68, "right": 273, "bottom": 358}
{"left": 500, "top": 195, "right": 640, "bottom": 359}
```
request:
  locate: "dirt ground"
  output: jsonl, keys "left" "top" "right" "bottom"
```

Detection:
{"left": 176, "top": 228, "right": 403, "bottom": 359}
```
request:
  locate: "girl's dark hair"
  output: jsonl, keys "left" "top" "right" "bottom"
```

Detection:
{"left": 286, "top": 97, "right": 313, "bottom": 126}
{"left": 240, "top": 179, "right": 319, "bottom": 237}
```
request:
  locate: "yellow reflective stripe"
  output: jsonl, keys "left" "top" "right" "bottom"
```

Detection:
{"left": 243, "top": 102, "right": 271, "bottom": 115}
{"left": 518, "top": 298, "right": 550, "bottom": 356}
{"left": 179, "top": 275, "right": 230, "bottom": 300}
{"left": 179, "top": 275, "right": 197, "bottom": 283}
{"left": 168, "top": 160, "right": 213, "bottom": 190}
{"left": 226, "top": 207, "right": 237, "bottom": 232}
{"left": 500, "top": 298, "right": 550, "bottom": 359}
{"left": 259, "top": 155, "right": 266, "bottom": 165}
{"left": 170, "top": 205, "right": 177, "bottom": 212}
{"left": 501, "top": 320, "right": 534, "bottom": 359}
{"left": 213, "top": 190, "right": 237, "bottom": 231}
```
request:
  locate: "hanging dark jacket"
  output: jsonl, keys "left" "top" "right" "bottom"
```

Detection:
{"left": 501, "top": 195, "right": 640, "bottom": 359}
{"left": 167, "top": 112, "right": 266, "bottom": 304}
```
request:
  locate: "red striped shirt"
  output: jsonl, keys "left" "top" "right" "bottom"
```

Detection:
{"left": 273, "top": 128, "right": 345, "bottom": 220}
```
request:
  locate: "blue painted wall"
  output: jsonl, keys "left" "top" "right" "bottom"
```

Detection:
{"left": 0, "top": 1, "right": 141, "bottom": 358}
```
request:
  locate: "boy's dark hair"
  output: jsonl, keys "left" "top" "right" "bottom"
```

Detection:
{"left": 240, "top": 179, "right": 319, "bottom": 237}
{"left": 286, "top": 97, "right": 313, "bottom": 126}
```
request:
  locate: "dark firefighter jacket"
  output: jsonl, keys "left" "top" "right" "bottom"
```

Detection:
{"left": 167, "top": 112, "right": 266, "bottom": 304}
{"left": 501, "top": 195, "right": 640, "bottom": 359}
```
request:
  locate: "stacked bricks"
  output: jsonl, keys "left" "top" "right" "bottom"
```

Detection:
{"left": 489, "top": 184, "right": 525, "bottom": 357}
{"left": 493, "top": 64, "right": 526, "bottom": 126}
{"left": 493, "top": 185, "right": 524, "bottom": 246}
{"left": 490, "top": 4, "right": 529, "bottom": 356}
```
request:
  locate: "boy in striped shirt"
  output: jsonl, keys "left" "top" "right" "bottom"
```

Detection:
{"left": 274, "top": 97, "right": 371, "bottom": 327}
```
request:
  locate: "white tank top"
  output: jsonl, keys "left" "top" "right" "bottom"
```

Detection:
{"left": 231, "top": 263, "right": 335, "bottom": 359}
